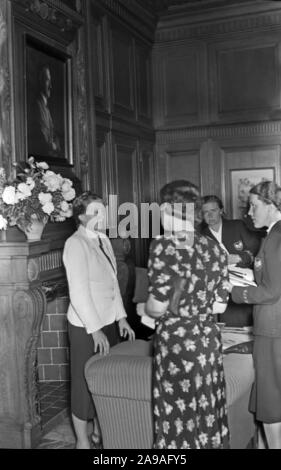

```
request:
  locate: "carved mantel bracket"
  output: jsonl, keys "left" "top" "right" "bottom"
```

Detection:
{"left": 0, "top": 240, "right": 64, "bottom": 448}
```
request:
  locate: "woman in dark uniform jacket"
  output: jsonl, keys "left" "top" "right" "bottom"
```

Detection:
{"left": 226, "top": 181, "right": 281, "bottom": 449}
{"left": 200, "top": 195, "right": 261, "bottom": 326}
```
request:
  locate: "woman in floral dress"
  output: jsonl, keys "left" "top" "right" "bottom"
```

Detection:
{"left": 146, "top": 180, "right": 230, "bottom": 449}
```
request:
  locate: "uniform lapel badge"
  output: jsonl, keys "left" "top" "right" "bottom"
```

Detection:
{"left": 233, "top": 240, "right": 243, "bottom": 251}
{"left": 254, "top": 257, "right": 262, "bottom": 270}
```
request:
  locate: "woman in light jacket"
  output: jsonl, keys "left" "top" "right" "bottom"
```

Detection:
{"left": 226, "top": 181, "right": 281, "bottom": 449}
{"left": 63, "top": 191, "right": 135, "bottom": 449}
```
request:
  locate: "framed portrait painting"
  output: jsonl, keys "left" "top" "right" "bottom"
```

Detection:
{"left": 230, "top": 168, "right": 275, "bottom": 219}
{"left": 26, "top": 37, "right": 73, "bottom": 165}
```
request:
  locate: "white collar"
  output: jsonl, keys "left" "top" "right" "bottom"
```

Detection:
{"left": 79, "top": 225, "right": 103, "bottom": 241}
{"left": 40, "top": 93, "right": 48, "bottom": 106}
{"left": 267, "top": 219, "right": 281, "bottom": 234}
{"left": 209, "top": 222, "right": 222, "bottom": 242}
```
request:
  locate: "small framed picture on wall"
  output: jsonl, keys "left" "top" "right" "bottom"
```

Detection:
{"left": 230, "top": 167, "right": 275, "bottom": 219}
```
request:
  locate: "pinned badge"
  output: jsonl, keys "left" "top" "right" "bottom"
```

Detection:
{"left": 234, "top": 240, "right": 243, "bottom": 251}
{"left": 254, "top": 257, "right": 262, "bottom": 270}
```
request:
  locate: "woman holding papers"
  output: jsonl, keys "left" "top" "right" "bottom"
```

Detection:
{"left": 146, "top": 180, "right": 230, "bottom": 449}
{"left": 226, "top": 181, "right": 281, "bottom": 449}
{"left": 200, "top": 195, "right": 261, "bottom": 326}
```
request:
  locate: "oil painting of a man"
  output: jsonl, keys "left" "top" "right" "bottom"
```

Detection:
{"left": 27, "top": 44, "right": 66, "bottom": 159}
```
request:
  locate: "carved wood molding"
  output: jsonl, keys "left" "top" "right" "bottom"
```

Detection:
{"left": 27, "top": 250, "right": 63, "bottom": 282}
{"left": 12, "top": 0, "right": 84, "bottom": 40}
{"left": 155, "top": 10, "right": 281, "bottom": 43}
{"left": 13, "top": 286, "right": 46, "bottom": 425}
{"left": 76, "top": 27, "right": 89, "bottom": 190}
{"left": 156, "top": 121, "right": 281, "bottom": 145}
{"left": 94, "top": 0, "right": 156, "bottom": 42}
{"left": 0, "top": 2, "right": 12, "bottom": 175}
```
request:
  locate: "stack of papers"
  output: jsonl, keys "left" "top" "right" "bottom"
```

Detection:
{"left": 137, "top": 303, "right": 156, "bottom": 329}
{"left": 141, "top": 315, "right": 156, "bottom": 330}
{"left": 228, "top": 267, "right": 257, "bottom": 287}
{"left": 221, "top": 326, "right": 253, "bottom": 351}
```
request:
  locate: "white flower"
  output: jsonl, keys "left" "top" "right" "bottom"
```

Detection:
{"left": 2, "top": 186, "right": 18, "bottom": 204}
{"left": 212, "top": 432, "right": 221, "bottom": 448}
{"left": 186, "top": 419, "right": 195, "bottom": 432}
{"left": 195, "top": 373, "right": 203, "bottom": 390}
{"left": 182, "top": 360, "right": 194, "bottom": 373}
{"left": 160, "top": 345, "right": 168, "bottom": 358}
{"left": 28, "top": 156, "right": 35, "bottom": 166}
{"left": 173, "top": 327, "right": 186, "bottom": 338}
{"left": 61, "top": 207, "right": 72, "bottom": 218}
{"left": 163, "top": 401, "right": 173, "bottom": 415}
{"left": 37, "top": 162, "right": 49, "bottom": 170}
{"left": 39, "top": 192, "right": 52, "bottom": 205}
{"left": 62, "top": 187, "right": 75, "bottom": 201}
{"left": 172, "top": 344, "right": 182, "bottom": 355}
{"left": 168, "top": 362, "right": 180, "bottom": 376}
{"left": 180, "top": 379, "right": 191, "bottom": 393}
{"left": 26, "top": 177, "right": 35, "bottom": 190}
{"left": 61, "top": 179, "right": 73, "bottom": 192}
{"left": 199, "top": 432, "right": 208, "bottom": 446}
{"left": 206, "top": 373, "right": 212, "bottom": 386}
{"left": 42, "top": 202, "right": 54, "bottom": 215}
{"left": 153, "top": 258, "right": 165, "bottom": 270}
{"left": 189, "top": 397, "right": 197, "bottom": 411}
{"left": 154, "top": 244, "right": 163, "bottom": 256}
{"left": 0, "top": 214, "right": 7, "bottom": 230}
{"left": 43, "top": 171, "right": 62, "bottom": 192}
{"left": 60, "top": 200, "right": 69, "bottom": 212}
{"left": 198, "top": 353, "right": 207, "bottom": 368}
{"left": 175, "top": 418, "right": 183, "bottom": 436}
{"left": 206, "top": 414, "right": 215, "bottom": 428}
{"left": 162, "top": 421, "right": 170, "bottom": 434}
{"left": 184, "top": 339, "right": 196, "bottom": 352}
{"left": 163, "top": 380, "right": 174, "bottom": 395}
{"left": 17, "top": 183, "right": 32, "bottom": 200}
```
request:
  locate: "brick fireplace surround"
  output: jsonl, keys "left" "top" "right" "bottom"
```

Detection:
{"left": 38, "top": 296, "right": 70, "bottom": 382}
{"left": 0, "top": 225, "right": 134, "bottom": 448}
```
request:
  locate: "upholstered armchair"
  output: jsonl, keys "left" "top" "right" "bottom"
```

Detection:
{"left": 85, "top": 339, "right": 255, "bottom": 449}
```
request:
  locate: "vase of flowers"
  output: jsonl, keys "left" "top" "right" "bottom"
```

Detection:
{"left": 0, "top": 157, "right": 76, "bottom": 241}
{"left": 21, "top": 214, "right": 48, "bottom": 241}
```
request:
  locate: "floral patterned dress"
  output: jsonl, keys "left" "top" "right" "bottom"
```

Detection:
{"left": 148, "top": 232, "right": 230, "bottom": 449}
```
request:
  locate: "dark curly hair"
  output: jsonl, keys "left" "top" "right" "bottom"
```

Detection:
{"left": 201, "top": 195, "right": 224, "bottom": 210}
{"left": 72, "top": 191, "right": 103, "bottom": 226}
{"left": 160, "top": 180, "right": 201, "bottom": 224}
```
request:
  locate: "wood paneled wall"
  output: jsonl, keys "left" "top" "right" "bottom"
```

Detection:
{"left": 153, "top": 2, "right": 281, "bottom": 215}
{"left": 89, "top": 1, "right": 155, "bottom": 265}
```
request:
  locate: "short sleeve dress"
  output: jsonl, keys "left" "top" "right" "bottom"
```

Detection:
{"left": 147, "top": 231, "right": 230, "bottom": 449}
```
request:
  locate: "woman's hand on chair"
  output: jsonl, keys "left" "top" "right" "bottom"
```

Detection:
{"left": 118, "top": 318, "right": 135, "bottom": 341}
{"left": 92, "top": 330, "right": 110, "bottom": 355}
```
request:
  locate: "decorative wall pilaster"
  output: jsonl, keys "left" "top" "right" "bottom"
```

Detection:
{"left": 0, "top": 0, "right": 12, "bottom": 175}
{"left": 76, "top": 25, "right": 90, "bottom": 190}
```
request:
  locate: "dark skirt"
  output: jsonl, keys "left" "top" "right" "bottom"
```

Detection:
{"left": 249, "top": 335, "right": 281, "bottom": 423}
{"left": 68, "top": 321, "right": 120, "bottom": 420}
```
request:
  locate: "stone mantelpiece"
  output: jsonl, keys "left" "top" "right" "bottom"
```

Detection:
{"left": 0, "top": 235, "right": 70, "bottom": 449}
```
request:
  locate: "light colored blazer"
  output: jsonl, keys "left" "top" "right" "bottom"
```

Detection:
{"left": 232, "top": 220, "right": 281, "bottom": 337}
{"left": 63, "top": 225, "right": 127, "bottom": 334}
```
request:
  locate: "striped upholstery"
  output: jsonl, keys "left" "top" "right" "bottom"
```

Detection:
{"left": 85, "top": 340, "right": 255, "bottom": 449}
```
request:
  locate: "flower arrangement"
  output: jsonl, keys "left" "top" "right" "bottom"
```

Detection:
{"left": 0, "top": 157, "right": 76, "bottom": 231}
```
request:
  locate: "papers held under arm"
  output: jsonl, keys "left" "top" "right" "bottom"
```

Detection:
{"left": 228, "top": 267, "right": 257, "bottom": 287}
